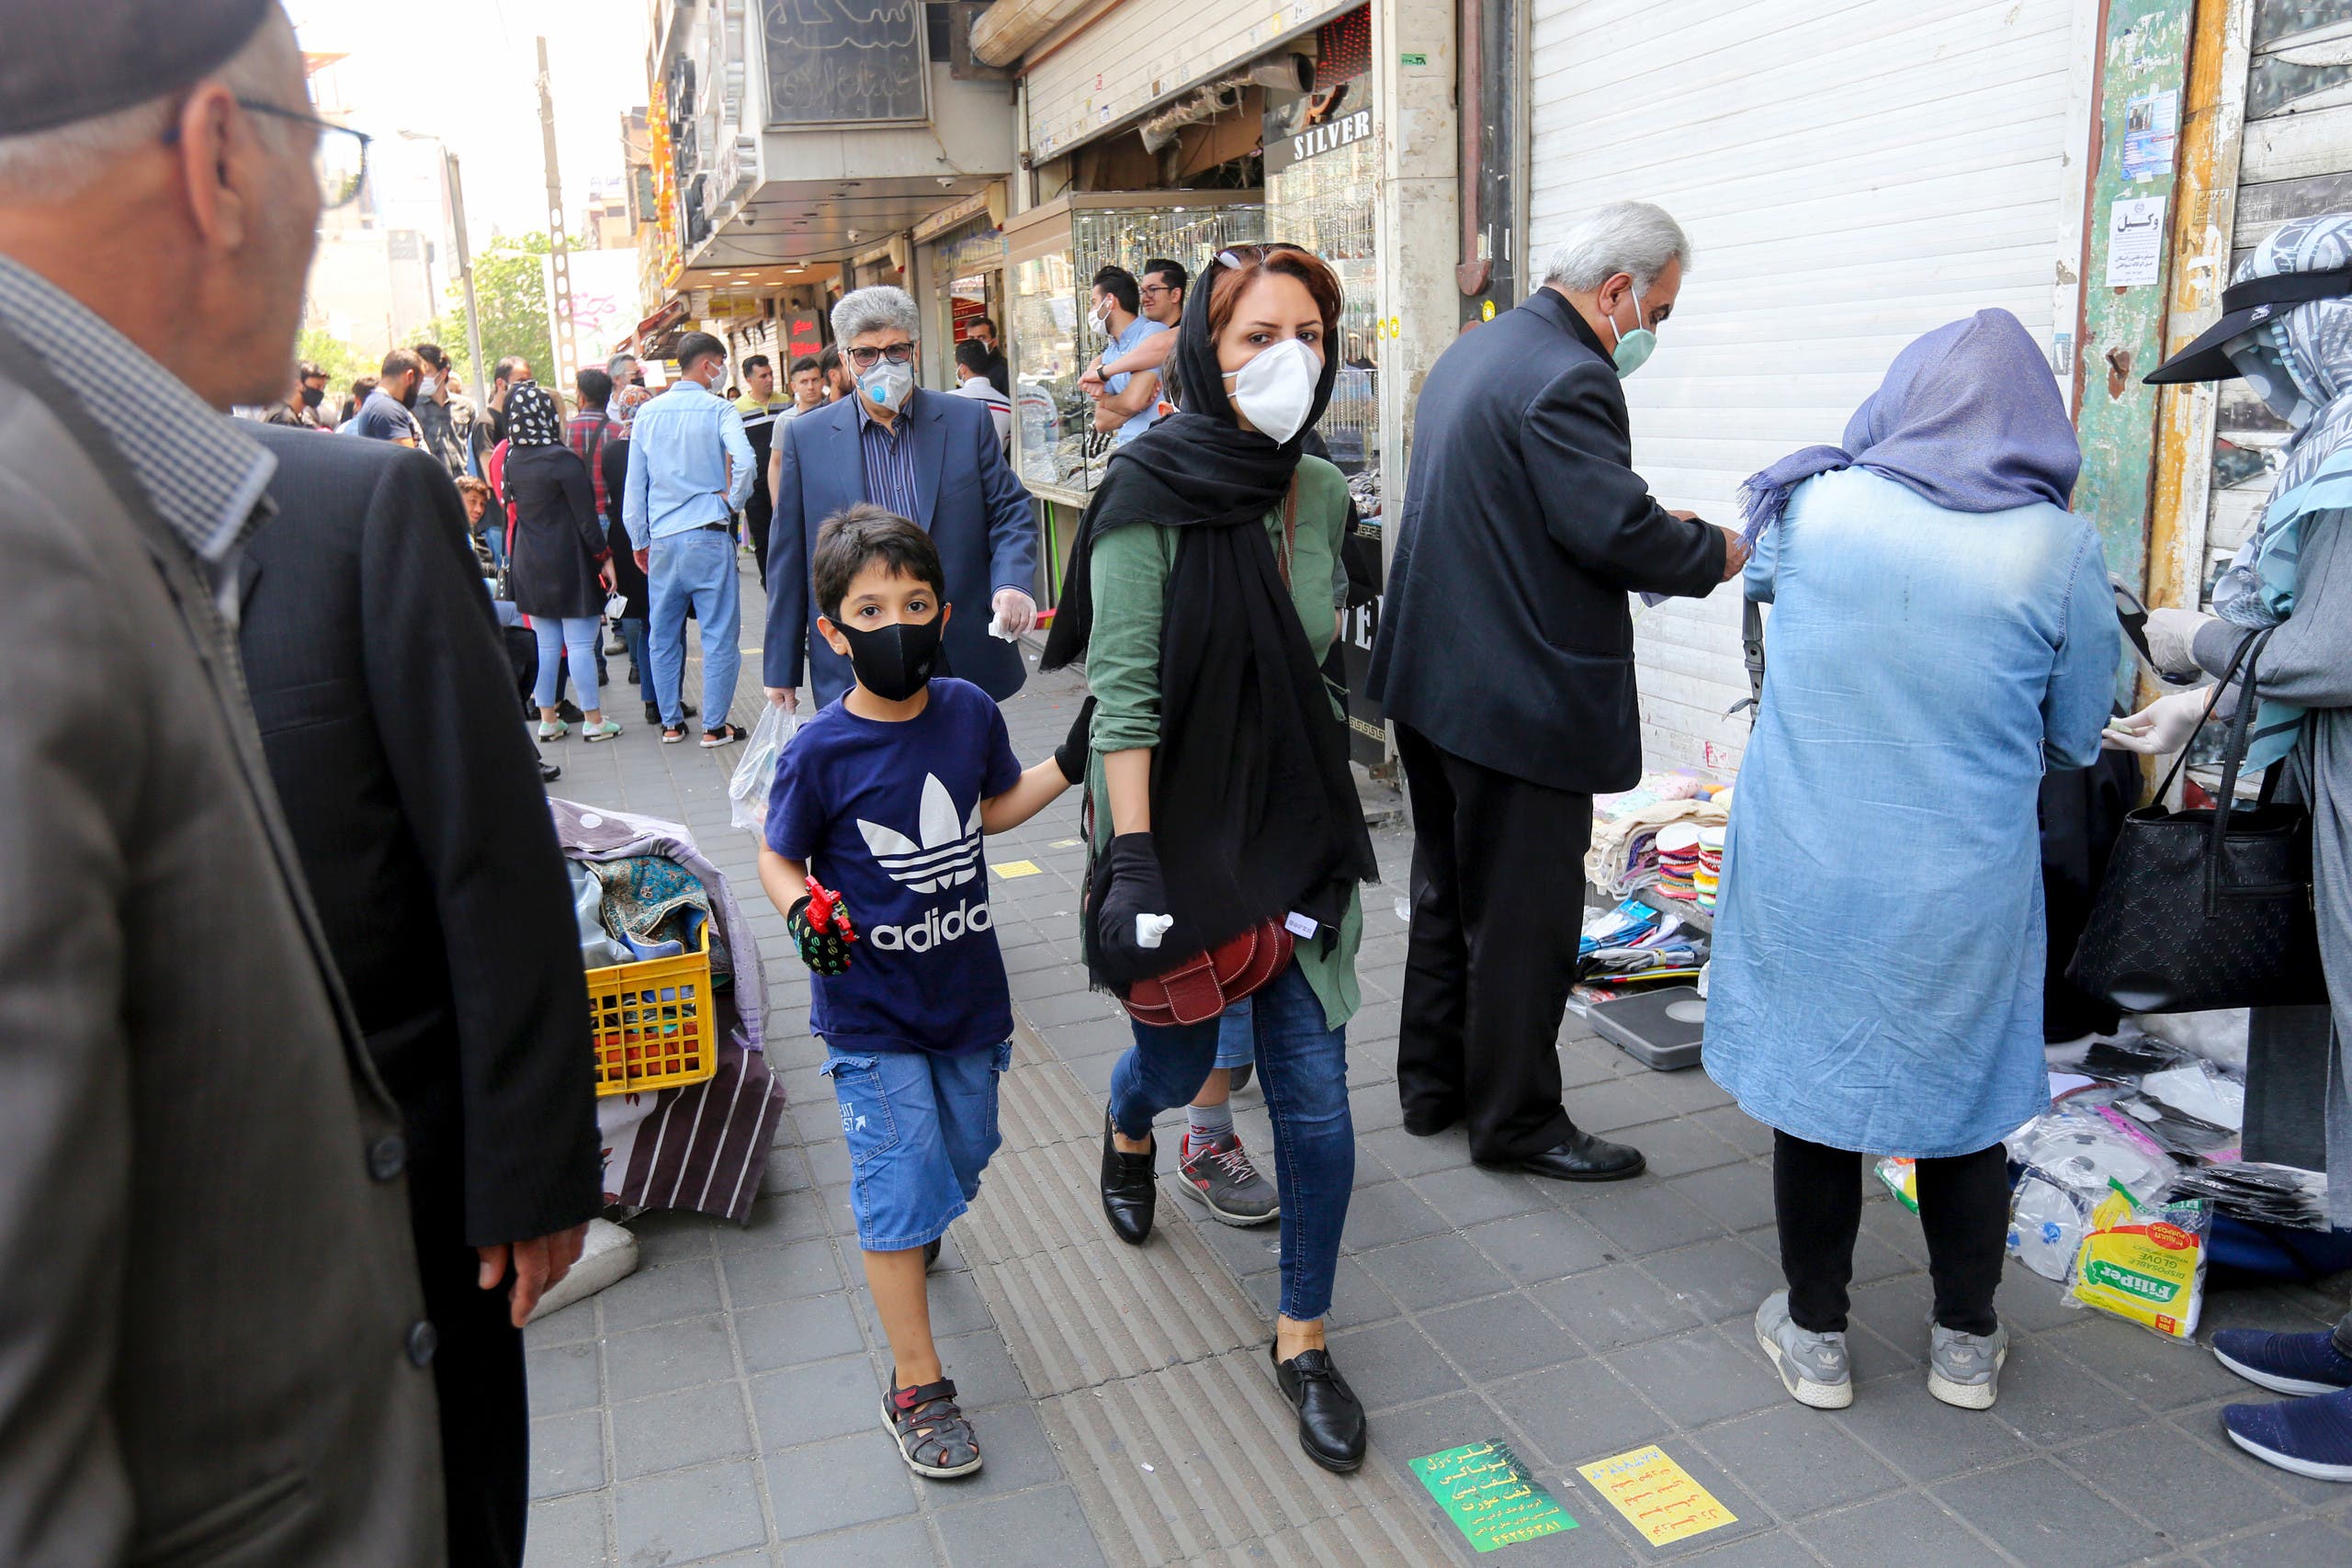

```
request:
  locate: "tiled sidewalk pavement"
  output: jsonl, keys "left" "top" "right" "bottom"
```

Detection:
{"left": 524, "top": 558, "right": 2352, "bottom": 1565}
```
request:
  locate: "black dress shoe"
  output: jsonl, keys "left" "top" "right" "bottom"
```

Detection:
{"left": 538, "top": 760, "right": 561, "bottom": 783}
{"left": 644, "top": 701, "right": 663, "bottom": 726}
{"left": 1100, "top": 1108, "right": 1156, "bottom": 1246}
{"left": 1401, "top": 1108, "right": 1463, "bottom": 1137}
{"left": 557, "top": 698, "right": 585, "bottom": 723}
{"left": 923, "top": 1236, "right": 942, "bottom": 1270}
{"left": 1507, "top": 1128, "right": 1646, "bottom": 1182}
{"left": 1272, "top": 1343, "right": 1366, "bottom": 1472}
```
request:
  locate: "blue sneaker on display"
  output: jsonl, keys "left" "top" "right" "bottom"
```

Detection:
{"left": 2222, "top": 1386, "right": 2352, "bottom": 1482}
{"left": 2212, "top": 1329, "right": 2352, "bottom": 1397}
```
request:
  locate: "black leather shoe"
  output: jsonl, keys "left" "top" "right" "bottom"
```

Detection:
{"left": 538, "top": 760, "right": 561, "bottom": 783}
{"left": 1272, "top": 1343, "right": 1366, "bottom": 1472}
{"left": 923, "top": 1236, "right": 942, "bottom": 1270}
{"left": 1507, "top": 1128, "right": 1646, "bottom": 1182}
{"left": 1100, "top": 1108, "right": 1156, "bottom": 1246}
{"left": 645, "top": 702, "right": 663, "bottom": 726}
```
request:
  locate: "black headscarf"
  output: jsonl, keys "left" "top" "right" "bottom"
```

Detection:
{"left": 1044, "top": 246, "right": 1377, "bottom": 976}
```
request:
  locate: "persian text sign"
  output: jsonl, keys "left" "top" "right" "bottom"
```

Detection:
{"left": 1576, "top": 1445, "right": 1737, "bottom": 1548}
{"left": 1409, "top": 1440, "right": 1575, "bottom": 1553}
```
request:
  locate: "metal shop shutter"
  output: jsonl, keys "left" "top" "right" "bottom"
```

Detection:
{"left": 1525, "top": 0, "right": 2080, "bottom": 771}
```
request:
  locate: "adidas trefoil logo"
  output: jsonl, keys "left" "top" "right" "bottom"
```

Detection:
{"left": 857, "top": 774, "right": 982, "bottom": 892}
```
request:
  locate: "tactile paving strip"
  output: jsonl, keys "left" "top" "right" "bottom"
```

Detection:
{"left": 966, "top": 1016, "right": 1457, "bottom": 1563}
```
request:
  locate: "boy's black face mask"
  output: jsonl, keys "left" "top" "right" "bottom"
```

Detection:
{"left": 838, "top": 615, "right": 942, "bottom": 701}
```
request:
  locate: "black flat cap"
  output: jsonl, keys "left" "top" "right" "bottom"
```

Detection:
{"left": 2147, "top": 263, "right": 2352, "bottom": 384}
{"left": 0, "top": 0, "right": 272, "bottom": 139}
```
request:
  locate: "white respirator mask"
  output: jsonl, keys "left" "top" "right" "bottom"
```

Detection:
{"left": 1220, "top": 336, "right": 1321, "bottom": 446}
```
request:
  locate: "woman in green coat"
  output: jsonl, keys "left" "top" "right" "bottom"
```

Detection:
{"left": 1041, "top": 244, "right": 1381, "bottom": 1473}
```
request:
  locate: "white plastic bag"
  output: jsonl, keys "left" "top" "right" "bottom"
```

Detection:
{"left": 728, "top": 704, "right": 798, "bottom": 836}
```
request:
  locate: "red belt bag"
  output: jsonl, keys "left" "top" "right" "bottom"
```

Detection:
{"left": 1123, "top": 920, "right": 1295, "bottom": 1028}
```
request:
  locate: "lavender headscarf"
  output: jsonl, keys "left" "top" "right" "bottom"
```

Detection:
{"left": 1737, "top": 309, "right": 2079, "bottom": 543}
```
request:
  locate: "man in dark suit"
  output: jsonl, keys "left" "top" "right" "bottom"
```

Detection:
{"left": 1366, "top": 200, "right": 1746, "bottom": 1183}
{"left": 762, "top": 285, "right": 1039, "bottom": 711}
{"left": 242, "top": 425, "right": 605, "bottom": 1567}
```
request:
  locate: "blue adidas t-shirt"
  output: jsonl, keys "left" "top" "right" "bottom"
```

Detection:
{"left": 764, "top": 678, "right": 1022, "bottom": 1055}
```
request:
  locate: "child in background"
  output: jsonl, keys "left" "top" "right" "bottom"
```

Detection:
{"left": 757, "top": 504, "right": 1091, "bottom": 1480}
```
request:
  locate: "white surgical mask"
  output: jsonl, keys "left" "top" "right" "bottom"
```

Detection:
{"left": 860, "top": 358, "right": 914, "bottom": 412}
{"left": 1089, "top": 300, "right": 1112, "bottom": 333}
{"left": 1220, "top": 336, "right": 1321, "bottom": 446}
{"left": 417, "top": 375, "right": 438, "bottom": 398}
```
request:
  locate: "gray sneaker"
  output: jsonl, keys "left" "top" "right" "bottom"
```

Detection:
{"left": 1928, "top": 1322, "right": 2007, "bottom": 1410}
{"left": 1179, "top": 1133, "right": 1280, "bottom": 1226}
{"left": 1754, "top": 1290, "right": 1853, "bottom": 1409}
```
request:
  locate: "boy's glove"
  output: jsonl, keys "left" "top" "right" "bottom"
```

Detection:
{"left": 1092, "top": 832, "right": 1175, "bottom": 986}
{"left": 787, "top": 880, "right": 858, "bottom": 976}
{"left": 1055, "top": 695, "right": 1099, "bottom": 785}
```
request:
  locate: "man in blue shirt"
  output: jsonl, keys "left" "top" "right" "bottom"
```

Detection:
{"left": 622, "top": 331, "right": 757, "bottom": 746}
{"left": 1084, "top": 265, "right": 1169, "bottom": 446}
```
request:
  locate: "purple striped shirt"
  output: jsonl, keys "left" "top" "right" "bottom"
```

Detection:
{"left": 856, "top": 393, "right": 922, "bottom": 521}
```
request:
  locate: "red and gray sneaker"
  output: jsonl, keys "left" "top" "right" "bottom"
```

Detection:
{"left": 881, "top": 1375, "right": 982, "bottom": 1479}
{"left": 1179, "top": 1133, "right": 1280, "bottom": 1227}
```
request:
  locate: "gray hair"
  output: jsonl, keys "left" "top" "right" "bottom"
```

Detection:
{"left": 831, "top": 286, "right": 920, "bottom": 344}
{"left": 1542, "top": 201, "right": 1693, "bottom": 293}
{"left": 0, "top": 6, "right": 301, "bottom": 201}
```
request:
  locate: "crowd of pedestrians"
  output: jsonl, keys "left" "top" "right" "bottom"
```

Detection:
{"left": 7, "top": 3, "right": 2352, "bottom": 1562}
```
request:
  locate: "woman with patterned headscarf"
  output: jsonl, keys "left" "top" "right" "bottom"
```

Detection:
{"left": 503, "top": 381, "right": 623, "bottom": 741}
{"left": 2131, "top": 213, "right": 2352, "bottom": 1482}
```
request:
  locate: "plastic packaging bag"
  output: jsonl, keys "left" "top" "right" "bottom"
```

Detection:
{"left": 2066, "top": 1185, "right": 2209, "bottom": 1341}
{"left": 2007, "top": 1174, "right": 2089, "bottom": 1282}
{"left": 728, "top": 704, "right": 799, "bottom": 836}
{"left": 2006, "top": 1109, "right": 2177, "bottom": 1213}
{"left": 1875, "top": 1156, "right": 1918, "bottom": 1213}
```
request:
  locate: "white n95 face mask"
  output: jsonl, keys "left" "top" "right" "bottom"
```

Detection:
{"left": 1221, "top": 336, "right": 1321, "bottom": 445}
{"left": 860, "top": 359, "right": 914, "bottom": 412}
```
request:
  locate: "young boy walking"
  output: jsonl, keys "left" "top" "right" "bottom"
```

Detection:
{"left": 758, "top": 504, "right": 1088, "bottom": 1479}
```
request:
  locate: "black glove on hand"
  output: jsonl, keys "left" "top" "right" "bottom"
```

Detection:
{"left": 786, "top": 892, "right": 855, "bottom": 976}
{"left": 1054, "top": 695, "right": 1098, "bottom": 785}
{"left": 1092, "top": 831, "right": 1172, "bottom": 985}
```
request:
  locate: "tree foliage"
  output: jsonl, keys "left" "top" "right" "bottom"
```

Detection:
{"left": 426, "top": 231, "right": 559, "bottom": 394}
{"left": 296, "top": 327, "right": 376, "bottom": 390}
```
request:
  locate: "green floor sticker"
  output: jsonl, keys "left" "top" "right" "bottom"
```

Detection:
{"left": 1410, "top": 1439, "right": 1576, "bottom": 1552}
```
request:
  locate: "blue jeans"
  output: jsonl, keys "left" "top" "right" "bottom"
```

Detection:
{"left": 648, "top": 527, "right": 740, "bottom": 730}
{"left": 620, "top": 616, "right": 655, "bottom": 705}
{"left": 823, "top": 1043, "right": 1012, "bottom": 1252}
{"left": 1110, "top": 961, "right": 1352, "bottom": 1320}
{"left": 1216, "top": 998, "right": 1256, "bottom": 1072}
{"left": 532, "top": 615, "right": 601, "bottom": 711}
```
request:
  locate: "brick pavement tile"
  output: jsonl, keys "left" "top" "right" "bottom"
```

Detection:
{"left": 933, "top": 1327, "right": 1028, "bottom": 1411}
{"left": 1348, "top": 1081, "right": 1407, "bottom": 1133}
{"left": 766, "top": 1428, "right": 919, "bottom": 1539}
{"left": 1351, "top": 998, "right": 1404, "bottom": 1043}
{"left": 1062, "top": 1049, "right": 1120, "bottom": 1098}
{"left": 759, "top": 1146, "right": 817, "bottom": 1197}
{"left": 527, "top": 1341, "right": 602, "bottom": 1417}
{"left": 722, "top": 1235, "right": 848, "bottom": 1307}
{"left": 1329, "top": 1252, "right": 1403, "bottom": 1327}
{"left": 1363, "top": 1389, "right": 1512, "bottom": 1475}
{"left": 1617, "top": 1116, "right": 1749, "bottom": 1180}
{"left": 1828, "top": 1371, "right": 2035, "bottom": 1482}
{"left": 524, "top": 1297, "right": 596, "bottom": 1349}
{"left": 1359, "top": 1122, "right": 1475, "bottom": 1179}
{"left": 1340, "top": 1179, "right": 1451, "bottom": 1251}
{"left": 1930, "top": 1457, "right": 2166, "bottom": 1567}
{"left": 933, "top": 1483, "right": 1108, "bottom": 1568}
{"left": 1563, "top": 1077, "right": 1677, "bottom": 1136}
{"left": 2055, "top": 1421, "right": 2301, "bottom": 1548}
{"left": 1365, "top": 1232, "right": 1513, "bottom": 1313}
{"left": 1689, "top": 1106, "right": 1776, "bottom": 1159}
{"left": 612, "top": 1380, "right": 755, "bottom": 1481}
{"left": 1022, "top": 989, "right": 1125, "bottom": 1030}
{"left": 1987, "top": 1258, "right": 2084, "bottom": 1332}
{"left": 775, "top": 1515, "right": 936, "bottom": 1568}
{"left": 716, "top": 1194, "right": 830, "bottom": 1251}
{"left": 1491, "top": 1357, "right": 1671, "bottom": 1472}
{"left": 1666, "top": 1530, "right": 1818, "bottom": 1565}
{"left": 1603, "top": 1325, "right": 1784, "bottom": 1430}
{"left": 1190, "top": 1208, "right": 1283, "bottom": 1280}
{"left": 528, "top": 1409, "right": 606, "bottom": 1500}
{"left": 597, "top": 1258, "right": 725, "bottom": 1333}
{"left": 1794, "top": 1491, "right": 2006, "bottom": 1568}
{"left": 1839, "top": 1228, "right": 1917, "bottom": 1290}
{"left": 851, "top": 1268, "right": 996, "bottom": 1340}
{"left": 1410, "top": 1164, "right": 1548, "bottom": 1228}
{"left": 521, "top": 1492, "right": 608, "bottom": 1567}
{"left": 614, "top": 1459, "right": 771, "bottom": 1563}
{"left": 1420, "top": 1290, "right": 1585, "bottom": 1384}
{"left": 1532, "top": 1263, "right": 1704, "bottom": 1351}
{"left": 752, "top": 1353, "right": 888, "bottom": 1448}
{"left": 1854, "top": 1198, "right": 1932, "bottom": 1269}
{"left": 1464, "top": 1208, "right": 1616, "bottom": 1287}
{"left": 1328, "top": 1316, "right": 1467, "bottom": 1410}
{"left": 806, "top": 1137, "right": 854, "bottom": 1187}
{"left": 937, "top": 1400, "right": 1064, "bottom": 1500}
{"left": 628, "top": 1208, "right": 718, "bottom": 1267}
{"left": 605, "top": 1314, "right": 738, "bottom": 1402}
{"left": 1569, "top": 1183, "right": 1725, "bottom": 1257}
{"left": 1982, "top": 1337, "right": 2149, "bottom": 1449}
{"left": 1344, "top": 1050, "right": 1399, "bottom": 1090}
{"left": 2042, "top": 1320, "right": 2252, "bottom": 1414}
{"left": 1689, "top": 1404, "right": 1905, "bottom": 1519}
{"left": 1637, "top": 1235, "right": 1782, "bottom": 1328}
{"left": 2200, "top": 1518, "right": 2352, "bottom": 1567}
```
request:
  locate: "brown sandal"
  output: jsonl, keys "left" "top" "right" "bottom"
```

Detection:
{"left": 881, "top": 1376, "right": 983, "bottom": 1478}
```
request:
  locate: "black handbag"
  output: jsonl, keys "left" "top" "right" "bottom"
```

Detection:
{"left": 2066, "top": 626, "right": 2327, "bottom": 1013}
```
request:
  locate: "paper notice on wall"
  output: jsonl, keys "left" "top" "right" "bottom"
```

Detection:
{"left": 2107, "top": 197, "right": 2166, "bottom": 288}
{"left": 2122, "top": 88, "right": 2180, "bottom": 180}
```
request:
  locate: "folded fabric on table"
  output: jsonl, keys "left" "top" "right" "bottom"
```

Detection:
{"left": 1586, "top": 777, "right": 1730, "bottom": 897}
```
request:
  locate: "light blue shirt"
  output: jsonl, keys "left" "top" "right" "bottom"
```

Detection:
{"left": 621, "top": 379, "right": 756, "bottom": 548}
{"left": 1702, "top": 468, "right": 2120, "bottom": 1158}
{"left": 1103, "top": 316, "right": 1170, "bottom": 446}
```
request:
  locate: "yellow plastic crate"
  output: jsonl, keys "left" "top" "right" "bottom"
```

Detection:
{"left": 587, "top": 925, "right": 718, "bottom": 1097}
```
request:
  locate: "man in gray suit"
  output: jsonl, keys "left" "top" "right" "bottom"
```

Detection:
{"left": 0, "top": 3, "right": 442, "bottom": 1562}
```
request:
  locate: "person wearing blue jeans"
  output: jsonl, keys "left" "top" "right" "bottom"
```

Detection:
{"left": 1172, "top": 1003, "right": 1280, "bottom": 1226}
{"left": 621, "top": 330, "right": 756, "bottom": 747}
{"left": 531, "top": 616, "right": 610, "bottom": 739}
{"left": 619, "top": 616, "right": 657, "bottom": 711}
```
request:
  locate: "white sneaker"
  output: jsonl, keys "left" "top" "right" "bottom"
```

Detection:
{"left": 1754, "top": 1290, "right": 1853, "bottom": 1409}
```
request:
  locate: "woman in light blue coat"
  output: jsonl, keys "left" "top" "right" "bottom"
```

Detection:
{"left": 1704, "top": 310, "right": 2119, "bottom": 1416}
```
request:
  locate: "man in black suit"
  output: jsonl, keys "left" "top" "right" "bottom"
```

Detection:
{"left": 242, "top": 426, "right": 605, "bottom": 1567}
{"left": 1366, "top": 200, "right": 1747, "bottom": 1183}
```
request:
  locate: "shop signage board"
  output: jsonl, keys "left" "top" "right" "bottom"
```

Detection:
{"left": 1263, "top": 90, "right": 1375, "bottom": 177}
{"left": 761, "top": 0, "right": 930, "bottom": 127}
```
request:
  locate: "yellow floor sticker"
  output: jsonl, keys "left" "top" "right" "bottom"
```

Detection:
{"left": 1577, "top": 1446, "right": 1737, "bottom": 1548}
{"left": 989, "top": 860, "right": 1043, "bottom": 879}
{"left": 1048, "top": 838, "right": 1083, "bottom": 849}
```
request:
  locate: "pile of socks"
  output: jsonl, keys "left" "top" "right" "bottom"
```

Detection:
{"left": 1694, "top": 826, "right": 1724, "bottom": 909}
{"left": 1652, "top": 823, "right": 1702, "bottom": 902}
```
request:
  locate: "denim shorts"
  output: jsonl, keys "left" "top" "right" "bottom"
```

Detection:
{"left": 821, "top": 1042, "right": 1012, "bottom": 1253}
